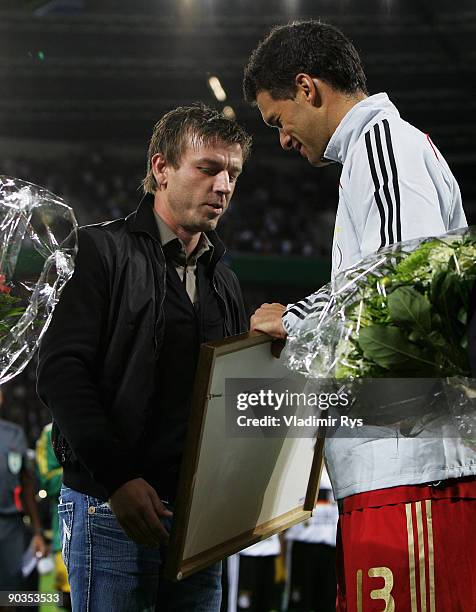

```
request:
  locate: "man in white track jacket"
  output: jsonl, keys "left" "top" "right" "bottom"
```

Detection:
{"left": 244, "top": 20, "right": 476, "bottom": 611}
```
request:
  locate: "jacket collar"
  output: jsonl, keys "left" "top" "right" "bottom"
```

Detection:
{"left": 126, "top": 193, "right": 226, "bottom": 263}
{"left": 126, "top": 193, "right": 161, "bottom": 242}
{"left": 323, "top": 92, "right": 400, "bottom": 165}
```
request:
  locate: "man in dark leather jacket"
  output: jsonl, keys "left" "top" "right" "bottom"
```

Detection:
{"left": 37, "top": 103, "right": 251, "bottom": 611}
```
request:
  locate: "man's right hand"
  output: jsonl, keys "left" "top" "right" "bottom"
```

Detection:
{"left": 109, "top": 478, "right": 173, "bottom": 547}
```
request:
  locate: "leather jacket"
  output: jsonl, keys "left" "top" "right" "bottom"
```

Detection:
{"left": 37, "top": 195, "right": 248, "bottom": 497}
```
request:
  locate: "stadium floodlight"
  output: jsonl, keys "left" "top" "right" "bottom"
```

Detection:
{"left": 208, "top": 76, "right": 227, "bottom": 102}
{"left": 222, "top": 106, "right": 236, "bottom": 119}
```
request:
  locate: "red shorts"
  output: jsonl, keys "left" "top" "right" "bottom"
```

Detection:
{"left": 336, "top": 477, "right": 476, "bottom": 612}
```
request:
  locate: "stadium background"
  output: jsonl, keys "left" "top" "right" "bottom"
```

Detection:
{"left": 0, "top": 1, "right": 474, "bottom": 609}
{"left": 2, "top": 0, "right": 474, "bottom": 440}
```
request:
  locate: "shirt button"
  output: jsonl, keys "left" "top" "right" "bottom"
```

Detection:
{"left": 88, "top": 506, "right": 95, "bottom": 514}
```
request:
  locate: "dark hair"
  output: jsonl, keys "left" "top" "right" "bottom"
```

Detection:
{"left": 142, "top": 102, "right": 252, "bottom": 194}
{"left": 243, "top": 20, "right": 368, "bottom": 104}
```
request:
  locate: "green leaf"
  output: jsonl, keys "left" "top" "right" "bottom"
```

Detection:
{"left": 357, "top": 325, "right": 440, "bottom": 372}
{"left": 387, "top": 286, "right": 431, "bottom": 333}
{"left": 431, "top": 270, "right": 466, "bottom": 343}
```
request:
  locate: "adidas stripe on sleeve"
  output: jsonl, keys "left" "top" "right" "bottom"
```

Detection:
{"left": 282, "top": 287, "right": 331, "bottom": 335}
{"left": 352, "top": 117, "right": 463, "bottom": 261}
{"left": 364, "top": 119, "right": 402, "bottom": 248}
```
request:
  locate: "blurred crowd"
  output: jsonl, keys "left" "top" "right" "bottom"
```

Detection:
{"left": 5, "top": 150, "right": 474, "bottom": 262}
{"left": 2, "top": 150, "right": 337, "bottom": 259}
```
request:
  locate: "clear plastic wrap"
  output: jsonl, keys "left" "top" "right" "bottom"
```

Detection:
{"left": 284, "top": 227, "right": 476, "bottom": 439}
{"left": 0, "top": 176, "right": 77, "bottom": 385}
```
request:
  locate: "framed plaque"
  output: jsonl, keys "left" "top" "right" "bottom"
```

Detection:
{"left": 165, "top": 332, "right": 324, "bottom": 581}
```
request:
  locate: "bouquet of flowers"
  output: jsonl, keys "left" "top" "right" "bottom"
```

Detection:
{"left": 286, "top": 227, "right": 476, "bottom": 380}
{"left": 0, "top": 176, "right": 77, "bottom": 385}
{"left": 284, "top": 228, "right": 476, "bottom": 441}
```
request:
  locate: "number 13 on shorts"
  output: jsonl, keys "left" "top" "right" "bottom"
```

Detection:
{"left": 356, "top": 567, "right": 395, "bottom": 612}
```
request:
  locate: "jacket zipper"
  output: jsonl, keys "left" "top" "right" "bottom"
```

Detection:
{"left": 213, "top": 277, "right": 231, "bottom": 336}
{"left": 154, "top": 260, "right": 167, "bottom": 356}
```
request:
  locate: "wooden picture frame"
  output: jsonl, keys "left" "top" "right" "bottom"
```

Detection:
{"left": 164, "top": 332, "right": 324, "bottom": 582}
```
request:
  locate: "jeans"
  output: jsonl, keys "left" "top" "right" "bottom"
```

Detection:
{"left": 58, "top": 485, "right": 222, "bottom": 612}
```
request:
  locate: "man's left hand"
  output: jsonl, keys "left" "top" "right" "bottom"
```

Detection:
{"left": 250, "top": 303, "right": 287, "bottom": 339}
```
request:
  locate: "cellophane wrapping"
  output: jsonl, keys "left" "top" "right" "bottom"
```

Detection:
{"left": 284, "top": 228, "right": 476, "bottom": 443}
{"left": 0, "top": 176, "right": 77, "bottom": 385}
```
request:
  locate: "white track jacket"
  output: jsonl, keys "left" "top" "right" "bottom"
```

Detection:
{"left": 283, "top": 93, "right": 475, "bottom": 499}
